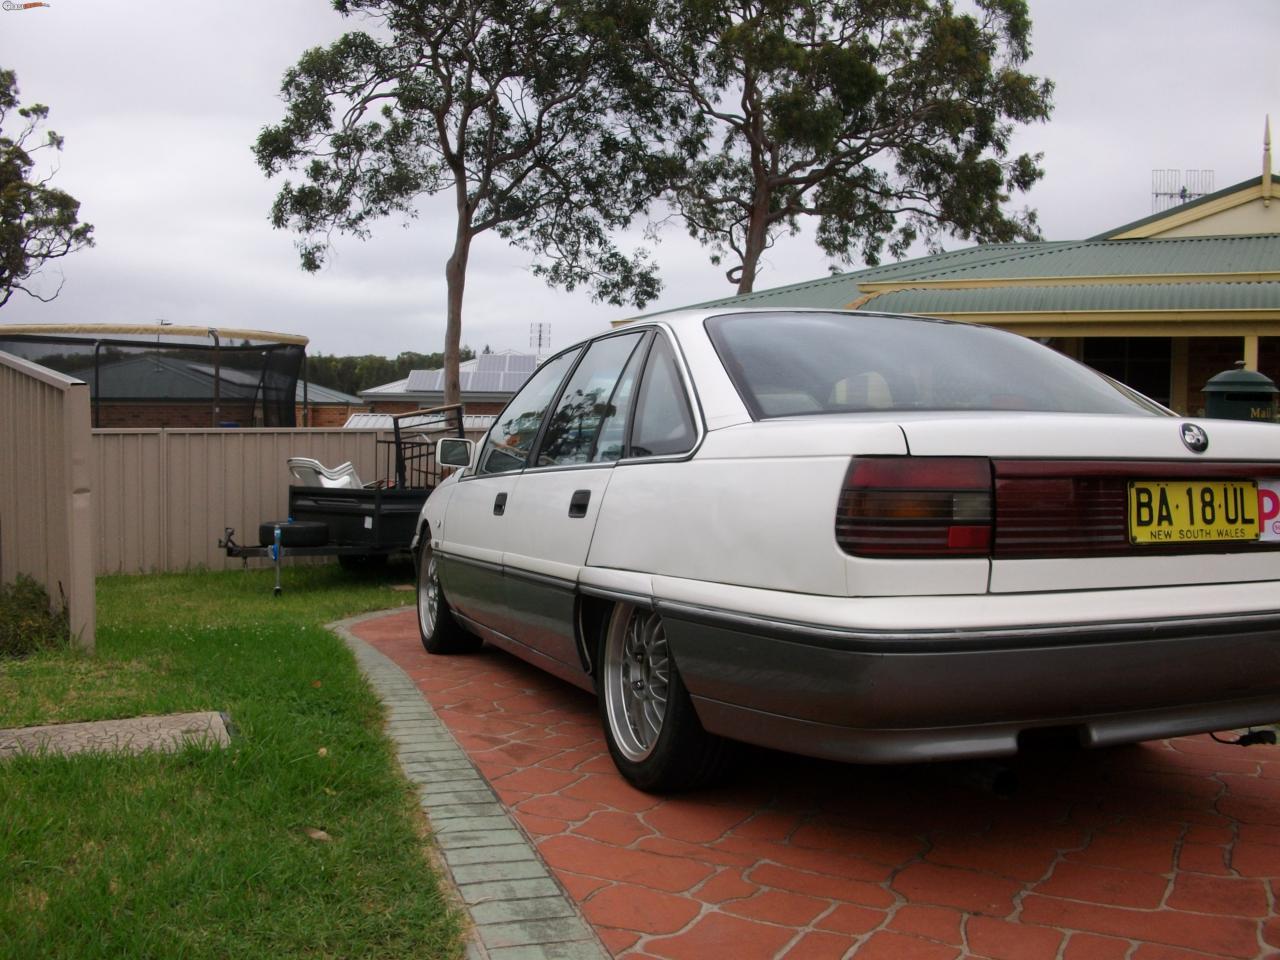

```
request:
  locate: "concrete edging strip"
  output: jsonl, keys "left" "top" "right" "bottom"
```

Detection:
{"left": 329, "top": 610, "right": 611, "bottom": 960}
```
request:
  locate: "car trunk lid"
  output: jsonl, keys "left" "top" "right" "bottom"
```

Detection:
{"left": 896, "top": 413, "right": 1280, "bottom": 592}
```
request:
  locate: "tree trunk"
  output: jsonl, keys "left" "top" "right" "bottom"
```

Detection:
{"left": 736, "top": 178, "right": 772, "bottom": 295}
{"left": 442, "top": 192, "right": 473, "bottom": 409}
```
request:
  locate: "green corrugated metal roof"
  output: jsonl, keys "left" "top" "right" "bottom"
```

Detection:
{"left": 865, "top": 281, "right": 1280, "bottom": 315}
{"left": 875, "top": 234, "right": 1280, "bottom": 282}
{"left": 635, "top": 232, "right": 1280, "bottom": 320}
{"left": 656, "top": 271, "right": 867, "bottom": 313}
{"left": 829, "top": 241, "right": 1048, "bottom": 282}
{"left": 637, "top": 243, "right": 1060, "bottom": 316}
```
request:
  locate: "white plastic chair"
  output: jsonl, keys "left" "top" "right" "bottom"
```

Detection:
{"left": 286, "top": 457, "right": 364, "bottom": 489}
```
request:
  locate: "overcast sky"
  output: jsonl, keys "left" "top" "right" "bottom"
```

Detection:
{"left": 1, "top": 0, "right": 1276, "bottom": 358}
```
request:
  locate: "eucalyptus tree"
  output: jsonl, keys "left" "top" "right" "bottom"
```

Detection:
{"left": 646, "top": 0, "right": 1054, "bottom": 293}
{"left": 255, "top": 0, "right": 671, "bottom": 404}
{"left": 0, "top": 69, "right": 94, "bottom": 308}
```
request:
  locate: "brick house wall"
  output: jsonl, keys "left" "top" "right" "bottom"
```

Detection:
{"left": 367, "top": 400, "right": 420, "bottom": 414}
{"left": 1259, "top": 338, "right": 1280, "bottom": 390}
{"left": 296, "top": 403, "right": 369, "bottom": 427}
{"left": 1186, "top": 338, "right": 1280, "bottom": 416}
{"left": 461, "top": 401, "right": 506, "bottom": 415}
{"left": 96, "top": 401, "right": 373, "bottom": 428}
{"left": 95, "top": 401, "right": 258, "bottom": 428}
{"left": 367, "top": 399, "right": 507, "bottom": 416}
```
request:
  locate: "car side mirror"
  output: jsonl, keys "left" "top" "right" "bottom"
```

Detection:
{"left": 437, "top": 437, "right": 474, "bottom": 469}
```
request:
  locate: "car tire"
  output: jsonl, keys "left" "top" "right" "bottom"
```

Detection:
{"left": 597, "top": 602, "right": 732, "bottom": 792}
{"left": 416, "top": 538, "right": 480, "bottom": 655}
{"left": 257, "top": 520, "right": 328, "bottom": 547}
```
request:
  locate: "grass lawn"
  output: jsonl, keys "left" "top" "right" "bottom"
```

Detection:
{"left": 0, "top": 564, "right": 467, "bottom": 960}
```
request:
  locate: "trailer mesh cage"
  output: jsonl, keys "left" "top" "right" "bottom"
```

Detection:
{"left": 0, "top": 325, "right": 307, "bottom": 428}
{"left": 379, "top": 405, "right": 468, "bottom": 488}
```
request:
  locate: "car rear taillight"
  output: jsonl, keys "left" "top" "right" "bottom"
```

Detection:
{"left": 836, "top": 457, "right": 993, "bottom": 557}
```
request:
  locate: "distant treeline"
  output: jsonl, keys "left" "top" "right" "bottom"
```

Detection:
{"left": 305, "top": 348, "right": 476, "bottom": 397}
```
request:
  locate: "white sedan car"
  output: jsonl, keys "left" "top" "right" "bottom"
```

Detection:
{"left": 413, "top": 309, "right": 1280, "bottom": 792}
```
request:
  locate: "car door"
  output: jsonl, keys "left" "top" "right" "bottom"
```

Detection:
{"left": 584, "top": 331, "right": 704, "bottom": 578}
{"left": 501, "top": 331, "right": 650, "bottom": 669}
{"left": 437, "top": 349, "right": 580, "bottom": 631}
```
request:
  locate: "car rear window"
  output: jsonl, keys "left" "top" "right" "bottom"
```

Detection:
{"left": 706, "top": 312, "right": 1168, "bottom": 418}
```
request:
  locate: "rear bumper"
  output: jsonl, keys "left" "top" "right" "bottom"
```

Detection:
{"left": 659, "top": 600, "right": 1280, "bottom": 763}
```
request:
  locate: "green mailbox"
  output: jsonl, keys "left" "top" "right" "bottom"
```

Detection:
{"left": 1202, "top": 364, "right": 1279, "bottom": 422}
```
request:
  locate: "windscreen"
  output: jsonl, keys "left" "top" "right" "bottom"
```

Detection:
{"left": 706, "top": 312, "right": 1168, "bottom": 419}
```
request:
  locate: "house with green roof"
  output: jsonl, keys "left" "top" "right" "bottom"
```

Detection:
{"left": 634, "top": 123, "right": 1279, "bottom": 417}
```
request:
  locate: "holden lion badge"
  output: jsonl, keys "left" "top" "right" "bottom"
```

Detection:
{"left": 1180, "top": 422, "right": 1209, "bottom": 454}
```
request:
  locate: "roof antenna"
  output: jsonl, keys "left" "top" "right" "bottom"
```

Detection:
{"left": 1263, "top": 115, "right": 1272, "bottom": 208}
{"left": 1151, "top": 169, "right": 1214, "bottom": 213}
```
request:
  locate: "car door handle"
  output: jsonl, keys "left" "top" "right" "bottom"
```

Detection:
{"left": 568, "top": 489, "right": 591, "bottom": 518}
{"left": 493, "top": 492, "right": 507, "bottom": 516}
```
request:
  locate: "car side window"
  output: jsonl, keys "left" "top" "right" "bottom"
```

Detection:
{"left": 629, "top": 335, "right": 697, "bottom": 458}
{"left": 591, "top": 334, "right": 648, "bottom": 463}
{"left": 475, "top": 350, "right": 580, "bottom": 476}
{"left": 537, "top": 333, "right": 645, "bottom": 467}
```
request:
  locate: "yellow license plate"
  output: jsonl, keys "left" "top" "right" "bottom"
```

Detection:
{"left": 1128, "top": 480, "right": 1260, "bottom": 544}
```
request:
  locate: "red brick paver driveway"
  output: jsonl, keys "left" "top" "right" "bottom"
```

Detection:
{"left": 355, "top": 609, "right": 1280, "bottom": 960}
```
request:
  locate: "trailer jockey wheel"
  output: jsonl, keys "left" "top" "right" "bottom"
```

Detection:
{"left": 257, "top": 521, "right": 329, "bottom": 548}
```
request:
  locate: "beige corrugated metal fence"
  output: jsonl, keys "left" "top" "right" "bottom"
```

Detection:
{"left": 0, "top": 350, "right": 95, "bottom": 651}
{"left": 93, "top": 429, "right": 385, "bottom": 573}
{"left": 1, "top": 370, "right": 478, "bottom": 624}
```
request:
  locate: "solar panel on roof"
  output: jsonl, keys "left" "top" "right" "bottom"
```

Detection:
{"left": 406, "top": 369, "right": 442, "bottom": 391}
{"left": 499, "top": 371, "right": 532, "bottom": 391}
{"left": 387, "top": 356, "right": 536, "bottom": 397}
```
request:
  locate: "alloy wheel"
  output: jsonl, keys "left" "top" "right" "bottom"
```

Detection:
{"left": 417, "top": 549, "right": 439, "bottom": 636}
{"left": 602, "top": 604, "right": 671, "bottom": 761}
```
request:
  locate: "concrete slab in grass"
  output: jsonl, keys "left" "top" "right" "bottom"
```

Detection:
{"left": 0, "top": 711, "right": 231, "bottom": 760}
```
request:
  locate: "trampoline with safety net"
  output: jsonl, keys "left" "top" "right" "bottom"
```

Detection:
{"left": 0, "top": 324, "right": 307, "bottom": 428}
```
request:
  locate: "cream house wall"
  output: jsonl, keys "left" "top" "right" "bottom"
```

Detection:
{"left": 1149, "top": 196, "right": 1279, "bottom": 238}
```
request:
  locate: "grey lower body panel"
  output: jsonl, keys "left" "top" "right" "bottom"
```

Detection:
{"left": 661, "top": 603, "right": 1280, "bottom": 763}
{"left": 454, "top": 610, "right": 596, "bottom": 695}
{"left": 441, "top": 552, "right": 588, "bottom": 675}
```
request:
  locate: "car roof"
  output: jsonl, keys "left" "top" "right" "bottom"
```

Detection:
{"left": 620, "top": 306, "right": 965, "bottom": 338}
